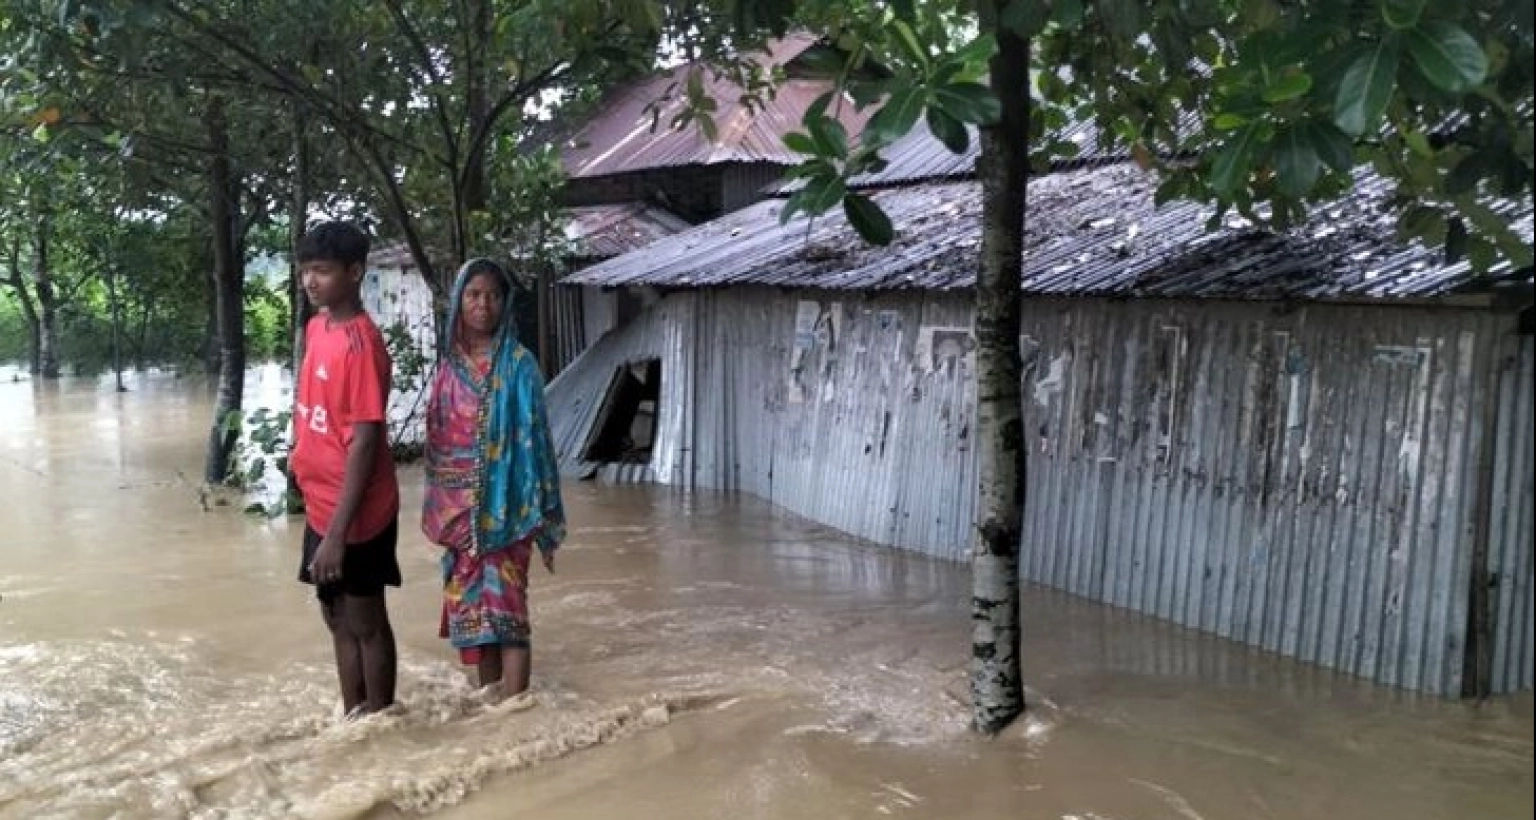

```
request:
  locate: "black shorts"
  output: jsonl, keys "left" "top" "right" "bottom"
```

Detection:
{"left": 298, "top": 518, "right": 402, "bottom": 602}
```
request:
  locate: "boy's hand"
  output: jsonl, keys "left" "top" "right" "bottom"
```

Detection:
{"left": 540, "top": 550, "right": 555, "bottom": 574}
{"left": 311, "top": 535, "right": 346, "bottom": 583}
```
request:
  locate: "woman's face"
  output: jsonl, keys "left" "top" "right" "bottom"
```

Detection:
{"left": 460, "top": 271, "right": 505, "bottom": 338}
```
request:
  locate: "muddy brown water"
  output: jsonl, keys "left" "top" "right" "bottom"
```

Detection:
{"left": 1, "top": 370, "right": 1530, "bottom": 819}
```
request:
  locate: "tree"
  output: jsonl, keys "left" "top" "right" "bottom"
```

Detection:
{"left": 125, "top": 0, "right": 664, "bottom": 293}
{"left": 5, "top": 0, "right": 293, "bottom": 480}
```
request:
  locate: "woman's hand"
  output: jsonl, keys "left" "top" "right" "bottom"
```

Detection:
{"left": 540, "top": 549, "right": 555, "bottom": 574}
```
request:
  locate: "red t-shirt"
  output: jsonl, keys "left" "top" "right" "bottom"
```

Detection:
{"left": 290, "top": 312, "right": 400, "bottom": 542}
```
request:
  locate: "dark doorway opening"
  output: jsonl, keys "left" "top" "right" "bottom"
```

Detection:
{"left": 582, "top": 358, "right": 661, "bottom": 464}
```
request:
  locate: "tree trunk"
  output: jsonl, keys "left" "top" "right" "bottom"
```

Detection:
{"left": 136, "top": 296, "right": 154, "bottom": 371}
{"left": 455, "top": 0, "right": 493, "bottom": 265}
{"left": 4, "top": 237, "right": 42, "bottom": 376}
{"left": 286, "top": 105, "right": 314, "bottom": 513}
{"left": 203, "top": 96, "right": 248, "bottom": 486}
{"left": 108, "top": 265, "right": 127, "bottom": 392}
{"left": 290, "top": 102, "right": 313, "bottom": 373}
{"left": 204, "top": 266, "right": 220, "bottom": 376}
{"left": 969, "top": 11, "right": 1029, "bottom": 736}
{"left": 32, "top": 212, "right": 61, "bottom": 379}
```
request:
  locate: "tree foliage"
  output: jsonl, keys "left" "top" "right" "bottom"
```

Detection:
{"left": 719, "top": 0, "right": 1532, "bottom": 269}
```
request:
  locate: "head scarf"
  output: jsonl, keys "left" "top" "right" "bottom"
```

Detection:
{"left": 435, "top": 258, "right": 565, "bottom": 556}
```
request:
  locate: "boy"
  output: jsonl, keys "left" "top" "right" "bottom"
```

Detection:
{"left": 289, "top": 221, "right": 401, "bottom": 717}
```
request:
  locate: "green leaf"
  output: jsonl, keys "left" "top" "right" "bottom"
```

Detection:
{"left": 1262, "top": 72, "right": 1314, "bottom": 103}
{"left": 953, "top": 34, "right": 998, "bottom": 68}
{"left": 1490, "top": 225, "right": 1535, "bottom": 268}
{"left": 802, "top": 174, "right": 848, "bottom": 215}
{"left": 849, "top": 80, "right": 893, "bottom": 109}
{"left": 698, "top": 113, "right": 719, "bottom": 143}
{"left": 1398, "top": 204, "right": 1442, "bottom": 242}
{"left": 1210, "top": 124, "right": 1262, "bottom": 195}
{"left": 1402, "top": 129, "right": 1433, "bottom": 157}
{"left": 1334, "top": 38, "right": 1401, "bottom": 136}
{"left": 807, "top": 116, "right": 849, "bottom": 159}
{"left": 1001, "top": 0, "right": 1049, "bottom": 38}
{"left": 1443, "top": 217, "right": 1468, "bottom": 264}
{"left": 783, "top": 132, "right": 818, "bottom": 156}
{"left": 926, "top": 106, "right": 970, "bottom": 154}
{"left": 1381, "top": 0, "right": 1427, "bottom": 29}
{"left": 1465, "top": 237, "right": 1498, "bottom": 272}
{"left": 1445, "top": 153, "right": 1487, "bottom": 195}
{"left": 786, "top": 158, "right": 837, "bottom": 179}
{"left": 1305, "top": 120, "right": 1356, "bottom": 173}
{"left": 865, "top": 88, "right": 926, "bottom": 147}
{"left": 891, "top": 20, "right": 929, "bottom": 69}
{"left": 780, "top": 190, "right": 808, "bottom": 225}
{"left": 805, "top": 90, "right": 835, "bottom": 122}
{"left": 843, "top": 194, "right": 895, "bottom": 245}
{"left": 931, "top": 82, "right": 1000, "bottom": 126}
{"left": 1274, "top": 126, "right": 1323, "bottom": 196}
{"left": 1097, "top": 0, "right": 1142, "bottom": 41}
{"left": 890, "top": 0, "right": 917, "bottom": 21}
{"left": 793, "top": 47, "right": 848, "bottom": 80}
{"left": 1406, "top": 22, "right": 1488, "bottom": 93}
{"left": 1053, "top": 0, "right": 1086, "bottom": 28}
{"left": 1214, "top": 112, "right": 1251, "bottom": 131}
{"left": 1154, "top": 175, "right": 1187, "bottom": 206}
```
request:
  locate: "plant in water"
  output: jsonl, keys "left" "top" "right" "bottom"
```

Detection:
{"left": 227, "top": 407, "right": 298, "bottom": 517}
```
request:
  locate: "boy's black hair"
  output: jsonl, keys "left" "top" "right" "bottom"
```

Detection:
{"left": 296, "top": 221, "right": 371, "bottom": 267}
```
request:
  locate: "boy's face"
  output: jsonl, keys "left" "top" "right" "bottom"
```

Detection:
{"left": 300, "top": 260, "right": 363, "bottom": 309}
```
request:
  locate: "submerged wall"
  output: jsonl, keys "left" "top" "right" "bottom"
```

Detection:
{"left": 545, "top": 286, "right": 1534, "bottom": 695}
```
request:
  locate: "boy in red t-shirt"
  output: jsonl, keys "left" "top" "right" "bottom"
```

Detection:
{"left": 290, "top": 221, "right": 401, "bottom": 717}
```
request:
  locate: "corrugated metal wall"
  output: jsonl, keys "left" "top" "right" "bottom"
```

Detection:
{"left": 1013, "top": 300, "right": 1521, "bottom": 696}
{"left": 363, "top": 267, "right": 437, "bottom": 447}
{"left": 543, "top": 287, "right": 1533, "bottom": 694}
{"left": 1488, "top": 335, "right": 1535, "bottom": 694}
{"left": 546, "top": 289, "right": 981, "bottom": 552}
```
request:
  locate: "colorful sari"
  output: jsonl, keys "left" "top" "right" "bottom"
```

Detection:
{"left": 422, "top": 260, "right": 565, "bottom": 663}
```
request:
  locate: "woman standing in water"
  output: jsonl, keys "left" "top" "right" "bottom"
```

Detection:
{"left": 423, "top": 258, "right": 565, "bottom": 696}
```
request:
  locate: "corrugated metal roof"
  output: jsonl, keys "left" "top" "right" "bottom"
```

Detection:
{"left": 564, "top": 201, "right": 693, "bottom": 259}
{"left": 562, "top": 34, "right": 872, "bottom": 178}
{"left": 565, "top": 162, "right": 1534, "bottom": 302}
{"left": 780, "top": 107, "right": 1204, "bottom": 191}
{"left": 781, "top": 116, "right": 1083, "bottom": 191}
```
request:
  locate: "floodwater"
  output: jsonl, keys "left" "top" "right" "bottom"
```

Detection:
{"left": 1, "top": 369, "right": 1531, "bottom": 820}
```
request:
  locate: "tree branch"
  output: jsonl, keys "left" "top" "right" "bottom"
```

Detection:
{"left": 160, "top": 0, "right": 444, "bottom": 166}
{"left": 380, "top": 0, "right": 463, "bottom": 170}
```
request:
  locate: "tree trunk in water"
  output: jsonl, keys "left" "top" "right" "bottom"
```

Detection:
{"left": 969, "top": 14, "right": 1029, "bottom": 736}
{"left": 203, "top": 96, "right": 247, "bottom": 486}
{"left": 287, "top": 104, "right": 312, "bottom": 513}
{"left": 204, "top": 269, "right": 220, "bottom": 376}
{"left": 32, "top": 214, "right": 61, "bottom": 379}
{"left": 136, "top": 297, "right": 154, "bottom": 371}
{"left": 109, "top": 266, "right": 126, "bottom": 392}
{"left": 4, "top": 238, "right": 42, "bottom": 376}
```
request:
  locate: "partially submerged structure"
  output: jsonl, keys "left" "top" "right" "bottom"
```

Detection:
{"left": 548, "top": 123, "right": 1535, "bottom": 697}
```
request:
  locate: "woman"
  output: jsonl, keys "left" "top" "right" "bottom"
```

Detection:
{"left": 423, "top": 258, "right": 565, "bottom": 695}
